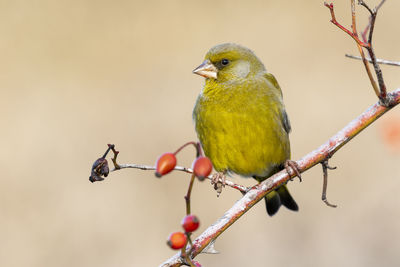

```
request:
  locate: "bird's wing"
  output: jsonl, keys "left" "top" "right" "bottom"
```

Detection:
{"left": 282, "top": 109, "right": 291, "bottom": 134}
{"left": 264, "top": 72, "right": 281, "bottom": 93}
{"left": 264, "top": 72, "right": 291, "bottom": 134}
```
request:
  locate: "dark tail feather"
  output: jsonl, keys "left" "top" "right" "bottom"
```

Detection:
{"left": 265, "top": 190, "right": 281, "bottom": 216}
{"left": 277, "top": 185, "right": 299, "bottom": 211}
{"left": 264, "top": 185, "right": 298, "bottom": 216}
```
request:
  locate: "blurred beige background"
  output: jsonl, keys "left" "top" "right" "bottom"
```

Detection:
{"left": 1, "top": 0, "right": 400, "bottom": 266}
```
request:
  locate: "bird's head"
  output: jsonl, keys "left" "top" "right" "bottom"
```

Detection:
{"left": 193, "top": 43, "right": 266, "bottom": 82}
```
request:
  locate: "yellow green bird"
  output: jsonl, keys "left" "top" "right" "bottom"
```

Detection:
{"left": 192, "top": 43, "right": 299, "bottom": 216}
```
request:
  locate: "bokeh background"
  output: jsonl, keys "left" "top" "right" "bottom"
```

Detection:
{"left": 1, "top": 0, "right": 400, "bottom": 266}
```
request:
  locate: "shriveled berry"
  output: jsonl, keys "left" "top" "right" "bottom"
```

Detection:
{"left": 89, "top": 158, "right": 109, "bottom": 183}
{"left": 155, "top": 153, "right": 177, "bottom": 177}
{"left": 182, "top": 214, "right": 200, "bottom": 232}
{"left": 167, "top": 231, "right": 187, "bottom": 250}
{"left": 193, "top": 156, "right": 212, "bottom": 180}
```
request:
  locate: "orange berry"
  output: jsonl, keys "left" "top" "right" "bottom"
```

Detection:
{"left": 167, "top": 231, "right": 187, "bottom": 250}
{"left": 193, "top": 156, "right": 212, "bottom": 180}
{"left": 155, "top": 153, "right": 177, "bottom": 177}
{"left": 182, "top": 215, "right": 200, "bottom": 232}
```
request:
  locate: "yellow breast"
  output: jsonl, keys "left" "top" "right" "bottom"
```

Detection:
{"left": 193, "top": 74, "right": 290, "bottom": 178}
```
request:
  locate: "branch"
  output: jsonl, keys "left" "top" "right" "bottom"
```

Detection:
{"left": 321, "top": 160, "right": 337, "bottom": 208}
{"left": 358, "top": 0, "right": 388, "bottom": 102}
{"left": 345, "top": 54, "right": 400, "bottom": 67}
{"left": 160, "top": 88, "right": 400, "bottom": 266}
{"left": 324, "top": 2, "right": 368, "bottom": 47}
{"left": 324, "top": 1, "right": 378, "bottom": 98}
{"left": 360, "top": 0, "right": 386, "bottom": 43}
{"left": 111, "top": 163, "right": 249, "bottom": 193}
{"left": 325, "top": 1, "right": 389, "bottom": 104}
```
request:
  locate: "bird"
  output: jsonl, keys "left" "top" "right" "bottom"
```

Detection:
{"left": 192, "top": 43, "right": 300, "bottom": 216}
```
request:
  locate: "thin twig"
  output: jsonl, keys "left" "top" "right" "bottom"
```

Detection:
{"left": 108, "top": 144, "right": 121, "bottom": 169}
{"left": 360, "top": 0, "right": 387, "bottom": 44}
{"left": 111, "top": 163, "right": 250, "bottom": 193}
{"left": 184, "top": 173, "right": 197, "bottom": 251}
{"left": 185, "top": 173, "right": 196, "bottom": 215}
{"left": 352, "top": 0, "right": 381, "bottom": 99}
{"left": 325, "top": 1, "right": 387, "bottom": 103}
{"left": 324, "top": 2, "right": 369, "bottom": 48}
{"left": 351, "top": 0, "right": 358, "bottom": 36}
{"left": 180, "top": 248, "right": 195, "bottom": 267}
{"left": 358, "top": 44, "right": 381, "bottom": 98}
{"left": 101, "top": 145, "right": 113, "bottom": 159}
{"left": 345, "top": 54, "right": 400, "bottom": 67}
{"left": 324, "top": 2, "right": 379, "bottom": 97}
{"left": 173, "top": 141, "right": 202, "bottom": 157}
{"left": 321, "top": 160, "right": 337, "bottom": 208}
{"left": 160, "top": 89, "right": 400, "bottom": 266}
{"left": 376, "top": 0, "right": 387, "bottom": 10}
{"left": 358, "top": 0, "right": 388, "bottom": 102}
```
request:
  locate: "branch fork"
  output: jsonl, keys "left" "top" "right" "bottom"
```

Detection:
{"left": 324, "top": 0, "right": 388, "bottom": 104}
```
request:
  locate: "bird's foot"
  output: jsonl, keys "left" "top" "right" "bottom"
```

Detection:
{"left": 284, "top": 160, "right": 302, "bottom": 182}
{"left": 211, "top": 172, "right": 226, "bottom": 197}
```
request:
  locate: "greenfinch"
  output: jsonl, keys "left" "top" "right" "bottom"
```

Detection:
{"left": 192, "top": 43, "right": 298, "bottom": 216}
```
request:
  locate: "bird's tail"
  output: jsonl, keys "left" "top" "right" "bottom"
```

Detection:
{"left": 264, "top": 185, "right": 298, "bottom": 216}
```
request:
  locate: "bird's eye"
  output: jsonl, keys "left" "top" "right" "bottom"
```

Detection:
{"left": 221, "top": 58, "right": 230, "bottom": 66}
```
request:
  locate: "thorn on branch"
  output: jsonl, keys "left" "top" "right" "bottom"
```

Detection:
{"left": 321, "top": 160, "right": 337, "bottom": 208}
{"left": 201, "top": 239, "right": 219, "bottom": 254}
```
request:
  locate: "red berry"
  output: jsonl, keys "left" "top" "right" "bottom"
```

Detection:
{"left": 155, "top": 153, "right": 177, "bottom": 177}
{"left": 182, "top": 215, "right": 200, "bottom": 232}
{"left": 192, "top": 261, "right": 202, "bottom": 267}
{"left": 193, "top": 156, "right": 212, "bottom": 180}
{"left": 167, "top": 231, "right": 187, "bottom": 250}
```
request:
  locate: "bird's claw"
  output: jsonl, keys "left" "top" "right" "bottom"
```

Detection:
{"left": 284, "top": 160, "right": 302, "bottom": 182}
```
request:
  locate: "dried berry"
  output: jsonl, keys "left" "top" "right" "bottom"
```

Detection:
{"left": 89, "top": 158, "right": 109, "bottom": 183}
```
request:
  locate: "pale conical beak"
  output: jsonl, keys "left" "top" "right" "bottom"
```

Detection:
{"left": 193, "top": 59, "right": 218, "bottom": 79}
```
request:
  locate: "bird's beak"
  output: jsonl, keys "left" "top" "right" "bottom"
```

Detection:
{"left": 193, "top": 60, "right": 218, "bottom": 79}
